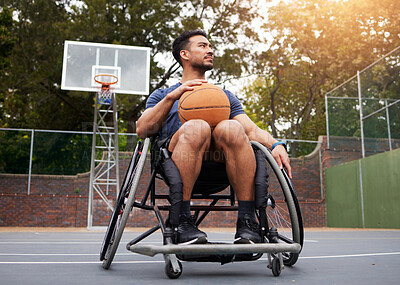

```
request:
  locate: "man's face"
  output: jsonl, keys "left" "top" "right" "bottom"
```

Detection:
{"left": 184, "top": 35, "right": 214, "bottom": 71}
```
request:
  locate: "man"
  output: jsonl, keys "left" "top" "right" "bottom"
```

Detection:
{"left": 137, "top": 30, "right": 291, "bottom": 245}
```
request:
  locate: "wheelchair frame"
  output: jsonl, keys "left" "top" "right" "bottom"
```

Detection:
{"left": 100, "top": 138, "right": 304, "bottom": 279}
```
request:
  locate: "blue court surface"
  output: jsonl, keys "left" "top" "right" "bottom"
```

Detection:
{"left": 1, "top": 228, "right": 399, "bottom": 285}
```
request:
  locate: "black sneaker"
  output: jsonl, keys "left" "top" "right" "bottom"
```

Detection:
{"left": 176, "top": 215, "right": 208, "bottom": 245}
{"left": 234, "top": 214, "right": 261, "bottom": 244}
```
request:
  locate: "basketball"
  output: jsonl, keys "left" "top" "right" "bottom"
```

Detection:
{"left": 178, "top": 83, "right": 230, "bottom": 127}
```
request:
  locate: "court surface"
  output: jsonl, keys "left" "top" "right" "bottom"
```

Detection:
{"left": 1, "top": 228, "right": 399, "bottom": 285}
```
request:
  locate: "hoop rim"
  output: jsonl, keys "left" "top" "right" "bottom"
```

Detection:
{"left": 94, "top": 74, "right": 119, "bottom": 86}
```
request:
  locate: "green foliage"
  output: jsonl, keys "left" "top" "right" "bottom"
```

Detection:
{"left": 0, "top": 7, "right": 15, "bottom": 70}
{"left": 0, "top": 0, "right": 260, "bottom": 174}
{"left": 31, "top": 132, "right": 92, "bottom": 175}
{"left": 0, "top": 7, "right": 16, "bottom": 125}
{"left": 2, "top": 0, "right": 398, "bottom": 166}
{"left": 1, "top": 0, "right": 260, "bottom": 131}
{"left": 0, "top": 131, "right": 31, "bottom": 174}
{"left": 243, "top": 0, "right": 400, "bottom": 156}
{"left": 1, "top": 0, "right": 92, "bottom": 130}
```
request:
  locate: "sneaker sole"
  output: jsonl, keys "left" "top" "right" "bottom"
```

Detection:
{"left": 178, "top": 236, "right": 208, "bottom": 245}
{"left": 234, "top": 237, "right": 256, "bottom": 244}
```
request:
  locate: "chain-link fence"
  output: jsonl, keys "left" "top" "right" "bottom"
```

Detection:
{"left": 0, "top": 128, "right": 138, "bottom": 176}
{"left": 1, "top": 128, "right": 318, "bottom": 198}
{"left": 0, "top": 128, "right": 319, "bottom": 176}
{"left": 325, "top": 46, "right": 400, "bottom": 157}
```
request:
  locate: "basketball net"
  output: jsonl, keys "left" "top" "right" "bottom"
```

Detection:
{"left": 94, "top": 74, "right": 118, "bottom": 104}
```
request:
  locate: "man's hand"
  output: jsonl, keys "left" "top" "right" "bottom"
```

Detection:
{"left": 167, "top": 79, "right": 208, "bottom": 101}
{"left": 271, "top": 145, "right": 292, "bottom": 179}
{"left": 137, "top": 79, "right": 208, "bottom": 138}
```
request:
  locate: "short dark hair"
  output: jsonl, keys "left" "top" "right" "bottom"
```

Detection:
{"left": 172, "top": 30, "right": 208, "bottom": 66}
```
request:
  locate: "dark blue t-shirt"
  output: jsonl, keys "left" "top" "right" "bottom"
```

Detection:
{"left": 145, "top": 82, "right": 245, "bottom": 139}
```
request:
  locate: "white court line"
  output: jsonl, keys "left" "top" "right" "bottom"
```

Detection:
{"left": 0, "top": 252, "right": 399, "bottom": 264}
{"left": 2, "top": 251, "right": 398, "bottom": 258}
{"left": 0, "top": 241, "right": 161, "bottom": 244}
{"left": 300, "top": 252, "right": 400, "bottom": 259}
{"left": 0, "top": 261, "right": 164, "bottom": 264}
{"left": 0, "top": 253, "right": 132, "bottom": 256}
{"left": 0, "top": 242, "right": 102, "bottom": 244}
{"left": 0, "top": 239, "right": 319, "bottom": 244}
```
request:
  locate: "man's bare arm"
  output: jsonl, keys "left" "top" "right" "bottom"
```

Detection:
{"left": 136, "top": 96, "right": 175, "bottom": 139}
{"left": 136, "top": 79, "right": 207, "bottom": 139}
{"left": 233, "top": 114, "right": 292, "bottom": 178}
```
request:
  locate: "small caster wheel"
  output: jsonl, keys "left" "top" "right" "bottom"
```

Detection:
{"left": 165, "top": 260, "right": 182, "bottom": 279}
{"left": 272, "top": 257, "right": 281, "bottom": 277}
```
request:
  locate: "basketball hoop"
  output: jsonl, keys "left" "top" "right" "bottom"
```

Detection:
{"left": 94, "top": 74, "right": 118, "bottom": 104}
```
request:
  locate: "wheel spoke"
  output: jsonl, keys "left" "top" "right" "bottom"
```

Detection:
{"left": 250, "top": 141, "right": 303, "bottom": 267}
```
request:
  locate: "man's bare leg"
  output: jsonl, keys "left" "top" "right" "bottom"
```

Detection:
{"left": 212, "top": 120, "right": 261, "bottom": 243}
{"left": 167, "top": 119, "right": 211, "bottom": 244}
{"left": 212, "top": 120, "right": 256, "bottom": 200}
{"left": 168, "top": 119, "right": 211, "bottom": 200}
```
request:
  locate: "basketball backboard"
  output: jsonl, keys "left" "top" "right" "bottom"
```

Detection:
{"left": 61, "top": 41, "right": 150, "bottom": 95}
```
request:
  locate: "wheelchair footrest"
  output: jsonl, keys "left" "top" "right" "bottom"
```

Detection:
{"left": 177, "top": 252, "right": 236, "bottom": 264}
{"left": 174, "top": 242, "right": 259, "bottom": 264}
{"left": 128, "top": 242, "right": 301, "bottom": 257}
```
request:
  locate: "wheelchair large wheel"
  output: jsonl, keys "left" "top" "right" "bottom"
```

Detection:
{"left": 251, "top": 141, "right": 304, "bottom": 266}
{"left": 100, "top": 140, "right": 142, "bottom": 262}
{"left": 100, "top": 138, "right": 150, "bottom": 269}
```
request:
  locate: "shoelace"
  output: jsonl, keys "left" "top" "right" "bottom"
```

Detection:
{"left": 244, "top": 218, "right": 260, "bottom": 232}
{"left": 179, "top": 215, "right": 197, "bottom": 230}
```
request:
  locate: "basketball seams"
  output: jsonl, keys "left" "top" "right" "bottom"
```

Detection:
{"left": 179, "top": 87, "right": 227, "bottom": 107}
{"left": 180, "top": 105, "right": 230, "bottom": 111}
{"left": 178, "top": 112, "right": 189, "bottom": 123}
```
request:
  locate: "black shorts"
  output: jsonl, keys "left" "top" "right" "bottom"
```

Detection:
{"left": 151, "top": 135, "right": 230, "bottom": 194}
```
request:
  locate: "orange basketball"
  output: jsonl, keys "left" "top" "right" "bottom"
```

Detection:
{"left": 178, "top": 83, "right": 231, "bottom": 127}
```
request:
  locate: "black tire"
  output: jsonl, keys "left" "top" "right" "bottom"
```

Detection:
{"left": 251, "top": 141, "right": 304, "bottom": 266}
{"left": 271, "top": 257, "right": 281, "bottom": 277}
{"left": 165, "top": 260, "right": 183, "bottom": 279}
{"left": 100, "top": 141, "right": 142, "bottom": 262}
{"left": 100, "top": 138, "right": 150, "bottom": 269}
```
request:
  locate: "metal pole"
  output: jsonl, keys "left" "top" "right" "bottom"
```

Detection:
{"left": 325, "top": 46, "right": 400, "bottom": 97}
{"left": 325, "top": 94, "right": 330, "bottom": 149}
{"left": 27, "top": 129, "right": 35, "bottom": 195}
{"left": 319, "top": 148, "right": 323, "bottom": 199}
{"left": 106, "top": 134, "right": 111, "bottom": 195}
{"left": 385, "top": 100, "right": 392, "bottom": 151}
{"left": 357, "top": 71, "right": 365, "bottom": 158}
{"left": 0, "top": 127, "right": 137, "bottom": 137}
{"left": 358, "top": 160, "right": 365, "bottom": 228}
{"left": 112, "top": 92, "right": 120, "bottom": 196}
{"left": 362, "top": 98, "right": 400, "bottom": 120}
{"left": 87, "top": 90, "right": 119, "bottom": 229}
{"left": 88, "top": 93, "right": 99, "bottom": 229}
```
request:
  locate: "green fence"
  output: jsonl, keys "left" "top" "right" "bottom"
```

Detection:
{"left": 325, "top": 148, "right": 400, "bottom": 229}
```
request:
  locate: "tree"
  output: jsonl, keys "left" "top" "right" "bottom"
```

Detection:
{"left": 1, "top": 0, "right": 260, "bottom": 132}
{"left": 0, "top": 7, "right": 16, "bottom": 125}
{"left": 243, "top": 0, "right": 400, "bottom": 156}
{"left": 1, "top": 0, "right": 93, "bottom": 130}
{"left": 0, "top": 7, "right": 14, "bottom": 70}
{"left": 0, "top": 0, "right": 262, "bottom": 173}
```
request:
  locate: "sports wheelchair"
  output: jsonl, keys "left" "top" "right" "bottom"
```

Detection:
{"left": 100, "top": 137, "right": 304, "bottom": 279}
